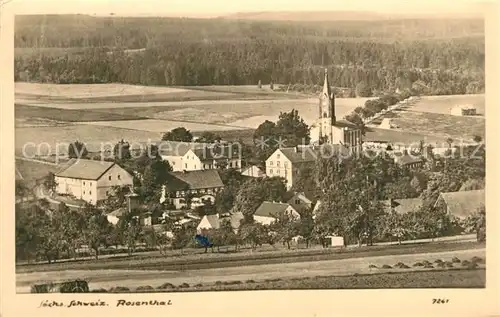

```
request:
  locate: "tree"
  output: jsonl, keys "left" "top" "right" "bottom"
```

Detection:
{"left": 113, "top": 139, "right": 131, "bottom": 161}
{"left": 81, "top": 207, "right": 113, "bottom": 260}
{"left": 275, "top": 109, "right": 311, "bottom": 147}
{"left": 162, "top": 127, "right": 193, "bottom": 142}
{"left": 238, "top": 222, "right": 268, "bottom": 250}
{"left": 43, "top": 172, "right": 57, "bottom": 193}
{"left": 297, "top": 208, "right": 315, "bottom": 248}
{"left": 196, "top": 131, "right": 221, "bottom": 143}
{"left": 68, "top": 141, "right": 88, "bottom": 159}
{"left": 271, "top": 212, "right": 299, "bottom": 249}
{"left": 355, "top": 81, "right": 372, "bottom": 97}
{"left": 344, "top": 112, "right": 366, "bottom": 135}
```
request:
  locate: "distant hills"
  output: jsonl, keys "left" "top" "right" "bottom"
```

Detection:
{"left": 219, "top": 10, "right": 484, "bottom": 22}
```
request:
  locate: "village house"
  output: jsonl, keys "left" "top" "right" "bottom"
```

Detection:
{"left": 393, "top": 151, "right": 425, "bottom": 169}
{"left": 253, "top": 201, "right": 301, "bottom": 225}
{"left": 54, "top": 159, "right": 133, "bottom": 205}
{"left": 160, "top": 169, "right": 224, "bottom": 209}
{"left": 240, "top": 165, "right": 266, "bottom": 178}
{"left": 197, "top": 212, "right": 245, "bottom": 234}
{"left": 434, "top": 189, "right": 485, "bottom": 219}
{"left": 157, "top": 141, "right": 241, "bottom": 172}
{"left": 266, "top": 144, "right": 349, "bottom": 190}
{"left": 286, "top": 191, "right": 317, "bottom": 214}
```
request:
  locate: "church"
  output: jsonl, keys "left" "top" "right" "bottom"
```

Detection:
{"left": 310, "top": 68, "right": 362, "bottom": 149}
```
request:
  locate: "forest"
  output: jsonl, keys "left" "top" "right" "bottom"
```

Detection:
{"left": 14, "top": 15, "right": 485, "bottom": 95}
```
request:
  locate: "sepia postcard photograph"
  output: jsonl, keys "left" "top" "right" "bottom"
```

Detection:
{"left": 1, "top": 0, "right": 499, "bottom": 316}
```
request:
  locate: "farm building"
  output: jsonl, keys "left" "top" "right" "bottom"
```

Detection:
{"left": 434, "top": 189, "right": 485, "bottom": 219}
{"left": 157, "top": 141, "right": 242, "bottom": 172}
{"left": 253, "top": 201, "right": 301, "bottom": 226}
{"left": 450, "top": 104, "right": 477, "bottom": 116}
{"left": 382, "top": 198, "right": 423, "bottom": 214}
{"left": 54, "top": 159, "right": 133, "bottom": 205}
{"left": 241, "top": 165, "right": 265, "bottom": 178}
{"left": 266, "top": 144, "right": 349, "bottom": 190}
{"left": 287, "top": 191, "right": 317, "bottom": 214}
{"left": 160, "top": 169, "right": 224, "bottom": 209}
{"left": 196, "top": 212, "right": 244, "bottom": 233}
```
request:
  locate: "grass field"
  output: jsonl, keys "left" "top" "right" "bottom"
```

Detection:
{"left": 391, "top": 111, "right": 485, "bottom": 141}
{"left": 15, "top": 104, "right": 146, "bottom": 121}
{"left": 143, "top": 269, "right": 486, "bottom": 291}
{"left": 15, "top": 124, "right": 161, "bottom": 156}
{"left": 16, "top": 240, "right": 483, "bottom": 273}
{"left": 15, "top": 159, "right": 60, "bottom": 189}
{"left": 410, "top": 94, "right": 485, "bottom": 115}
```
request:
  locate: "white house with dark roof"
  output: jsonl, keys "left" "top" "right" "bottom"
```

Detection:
{"left": 160, "top": 169, "right": 224, "bottom": 209}
{"left": 253, "top": 201, "right": 300, "bottom": 225}
{"left": 54, "top": 159, "right": 133, "bottom": 205}
{"left": 434, "top": 189, "right": 485, "bottom": 219}
{"left": 266, "top": 144, "right": 349, "bottom": 190}
{"left": 155, "top": 141, "right": 242, "bottom": 172}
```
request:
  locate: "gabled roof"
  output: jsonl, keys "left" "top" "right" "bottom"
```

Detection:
{"left": 54, "top": 159, "right": 115, "bottom": 180}
{"left": 382, "top": 198, "right": 423, "bottom": 214}
{"left": 241, "top": 165, "right": 265, "bottom": 177}
{"left": 277, "top": 144, "right": 351, "bottom": 164}
{"left": 394, "top": 152, "right": 424, "bottom": 166}
{"left": 254, "top": 201, "right": 296, "bottom": 219}
{"left": 192, "top": 144, "right": 242, "bottom": 161}
{"left": 436, "top": 189, "right": 485, "bottom": 218}
{"left": 165, "top": 170, "right": 224, "bottom": 191}
{"left": 197, "top": 212, "right": 244, "bottom": 230}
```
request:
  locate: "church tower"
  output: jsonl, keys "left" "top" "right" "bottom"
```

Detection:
{"left": 318, "top": 68, "right": 336, "bottom": 142}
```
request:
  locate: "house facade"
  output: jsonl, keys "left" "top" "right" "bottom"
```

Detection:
{"left": 197, "top": 212, "right": 244, "bottom": 234}
{"left": 265, "top": 145, "right": 349, "bottom": 190}
{"left": 54, "top": 159, "right": 133, "bottom": 205}
{"left": 253, "top": 201, "right": 301, "bottom": 225}
{"left": 160, "top": 169, "right": 224, "bottom": 209}
{"left": 159, "top": 141, "right": 241, "bottom": 172}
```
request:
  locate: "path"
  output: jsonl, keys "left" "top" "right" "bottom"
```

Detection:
{"left": 16, "top": 248, "right": 485, "bottom": 292}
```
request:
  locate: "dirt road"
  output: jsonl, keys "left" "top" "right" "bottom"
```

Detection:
{"left": 16, "top": 248, "right": 484, "bottom": 293}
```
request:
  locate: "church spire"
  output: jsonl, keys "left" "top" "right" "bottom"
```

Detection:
{"left": 322, "top": 68, "right": 331, "bottom": 97}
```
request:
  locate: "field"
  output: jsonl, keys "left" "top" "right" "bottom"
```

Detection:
{"left": 390, "top": 111, "right": 485, "bottom": 141}
{"left": 15, "top": 83, "right": 486, "bottom": 154}
{"left": 15, "top": 159, "right": 60, "bottom": 189}
{"left": 409, "top": 94, "right": 485, "bottom": 115}
{"left": 16, "top": 247, "right": 485, "bottom": 292}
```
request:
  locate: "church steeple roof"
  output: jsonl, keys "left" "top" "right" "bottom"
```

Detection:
{"left": 322, "top": 68, "right": 332, "bottom": 97}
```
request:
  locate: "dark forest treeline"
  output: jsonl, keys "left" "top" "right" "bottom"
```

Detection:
{"left": 14, "top": 15, "right": 485, "bottom": 95}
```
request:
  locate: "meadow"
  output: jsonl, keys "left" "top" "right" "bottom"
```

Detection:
{"left": 410, "top": 94, "right": 485, "bottom": 115}
{"left": 15, "top": 159, "right": 60, "bottom": 189}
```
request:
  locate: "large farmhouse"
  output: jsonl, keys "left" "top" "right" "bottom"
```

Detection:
{"left": 160, "top": 169, "right": 224, "bottom": 209}
{"left": 54, "top": 159, "right": 133, "bottom": 205}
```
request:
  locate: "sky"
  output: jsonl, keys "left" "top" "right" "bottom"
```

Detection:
{"left": 5, "top": 0, "right": 489, "bottom": 17}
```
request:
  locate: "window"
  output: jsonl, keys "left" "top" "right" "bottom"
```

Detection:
{"left": 229, "top": 162, "right": 232, "bottom": 167}
{"left": 106, "top": 191, "right": 109, "bottom": 195}
{"left": 89, "top": 191, "right": 92, "bottom": 195}
{"left": 83, "top": 181, "right": 86, "bottom": 185}
{"left": 108, "top": 175, "right": 112, "bottom": 181}
{"left": 118, "top": 175, "right": 121, "bottom": 180}
{"left": 277, "top": 161, "right": 280, "bottom": 167}
{"left": 284, "top": 162, "right": 288, "bottom": 167}
{"left": 83, "top": 191, "right": 85, "bottom": 194}
{"left": 277, "top": 154, "right": 280, "bottom": 159}
{"left": 185, "top": 163, "right": 188, "bottom": 169}
{"left": 269, "top": 161, "right": 273, "bottom": 166}
{"left": 269, "top": 169, "right": 273, "bottom": 174}
{"left": 295, "top": 199, "right": 301, "bottom": 204}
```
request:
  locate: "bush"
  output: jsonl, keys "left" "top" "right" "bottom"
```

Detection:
{"left": 400, "top": 264, "right": 410, "bottom": 269}
{"left": 178, "top": 283, "right": 190, "bottom": 288}
{"left": 445, "top": 262, "right": 454, "bottom": 268}
{"left": 394, "top": 262, "right": 406, "bottom": 268}
{"left": 413, "top": 262, "right": 424, "bottom": 267}
{"left": 109, "top": 286, "right": 130, "bottom": 292}
{"left": 264, "top": 278, "right": 282, "bottom": 282}
{"left": 381, "top": 264, "right": 392, "bottom": 269}
{"left": 437, "top": 262, "right": 446, "bottom": 268}
{"left": 452, "top": 257, "right": 461, "bottom": 263}
{"left": 246, "top": 280, "right": 255, "bottom": 283}
{"left": 470, "top": 256, "right": 484, "bottom": 264}
{"left": 422, "top": 260, "right": 431, "bottom": 265}
{"left": 461, "top": 260, "right": 471, "bottom": 267}
{"left": 434, "top": 259, "right": 444, "bottom": 264}
{"left": 424, "top": 264, "right": 434, "bottom": 269}
{"left": 157, "top": 283, "right": 175, "bottom": 290}
{"left": 194, "top": 283, "right": 203, "bottom": 287}
{"left": 466, "top": 262, "right": 478, "bottom": 270}
{"left": 90, "top": 288, "right": 108, "bottom": 293}
{"left": 214, "top": 281, "right": 223, "bottom": 285}
{"left": 136, "top": 285, "right": 154, "bottom": 291}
